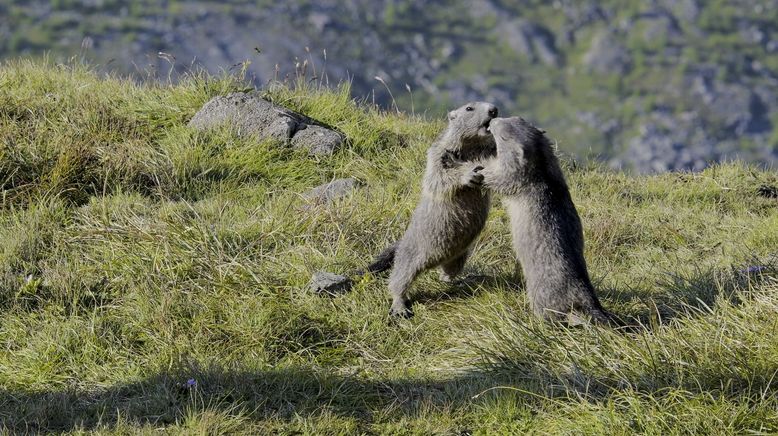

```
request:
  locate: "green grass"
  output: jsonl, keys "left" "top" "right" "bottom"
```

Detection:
{"left": 0, "top": 59, "right": 777, "bottom": 435}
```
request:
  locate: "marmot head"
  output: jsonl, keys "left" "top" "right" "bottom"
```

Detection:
{"left": 446, "top": 101, "right": 499, "bottom": 143}
{"left": 490, "top": 116, "right": 562, "bottom": 184}
{"left": 490, "top": 117, "right": 550, "bottom": 158}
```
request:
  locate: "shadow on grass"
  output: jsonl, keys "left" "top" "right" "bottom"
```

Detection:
{"left": 601, "top": 262, "right": 776, "bottom": 330}
{"left": 3, "top": 347, "right": 777, "bottom": 433}
{"left": 0, "top": 366, "right": 511, "bottom": 432}
{"left": 2, "top": 264, "right": 776, "bottom": 431}
{"left": 411, "top": 261, "right": 772, "bottom": 332}
{"left": 410, "top": 272, "right": 521, "bottom": 307}
{"left": 367, "top": 260, "right": 770, "bottom": 332}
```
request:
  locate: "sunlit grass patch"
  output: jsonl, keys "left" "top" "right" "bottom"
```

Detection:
{"left": 1, "top": 59, "right": 776, "bottom": 434}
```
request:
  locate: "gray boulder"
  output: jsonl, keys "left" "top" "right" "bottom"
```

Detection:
{"left": 188, "top": 92, "right": 344, "bottom": 155}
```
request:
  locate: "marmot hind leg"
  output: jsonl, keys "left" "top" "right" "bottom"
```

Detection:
{"left": 438, "top": 252, "right": 469, "bottom": 283}
{"left": 548, "top": 307, "right": 618, "bottom": 327}
{"left": 387, "top": 252, "right": 429, "bottom": 318}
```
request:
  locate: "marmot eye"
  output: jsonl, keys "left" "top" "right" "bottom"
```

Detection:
{"left": 465, "top": 106, "right": 474, "bottom": 111}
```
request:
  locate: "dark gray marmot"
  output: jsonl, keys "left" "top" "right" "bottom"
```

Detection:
{"left": 371, "top": 102, "right": 499, "bottom": 317}
{"left": 478, "top": 117, "right": 613, "bottom": 325}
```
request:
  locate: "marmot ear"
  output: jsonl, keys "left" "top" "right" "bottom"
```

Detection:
{"left": 448, "top": 111, "right": 457, "bottom": 121}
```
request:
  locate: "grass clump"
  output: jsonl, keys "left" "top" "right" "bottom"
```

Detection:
{"left": 0, "top": 59, "right": 776, "bottom": 434}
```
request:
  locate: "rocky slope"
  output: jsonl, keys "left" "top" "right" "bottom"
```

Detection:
{"left": 1, "top": 0, "right": 776, "bottom": 172}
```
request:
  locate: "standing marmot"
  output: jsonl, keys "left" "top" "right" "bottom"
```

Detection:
{"left": 478, "top": 117, "right": 613, "bottom": 324}
{"left": 375, "top": 102, "right": 499, "bottom": 317}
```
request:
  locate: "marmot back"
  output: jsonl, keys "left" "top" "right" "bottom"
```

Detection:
{"left": 481, "top": 117, "right": 613, "bottom": 325}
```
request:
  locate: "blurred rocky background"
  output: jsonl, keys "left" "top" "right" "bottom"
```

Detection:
{"left": 1, "top": 0, "right": 776, "bottom": 172}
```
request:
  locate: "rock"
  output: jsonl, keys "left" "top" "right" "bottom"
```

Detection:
{"left": 501, "top": 19, "right": 560, "bottom": 66}
{"left": 666, "top": 0, "right": 700, "bottom": 22}
{"left": 524, "top": 22, "right": 561, "bottom": 66}
{"left": 688, "top": 68, "right": 772, "bottom": 135}
{"left": 709, "top": 85, "right": 770, "bottom": 135}
{"left": 615, "top": 90, "right": 777, "bottom": 173}
{"left": 615, "top": 109, "right": 723, "bottom": 173}
{"left": 583, "top": 29, "right": 632, "bottom": 74}
{"left": 767, "top": 39, "right": 778, "bottom": 53}
{"left": 559, "top": 3, "right": 609, "bottom": 45}
{"left": 188, "top": 92, "right": 344, "bottom": 155}
{"left": 291, "top": 125, "right": 344, "bottom": 156}
{"left": 309, "top": 271, "right": 352, "bottom": 295}
{"left": 740, "top": 23, "right": 767, "bottom": 45}
{"left": 754, "top": 85, "right": 777, "bottom": 117}
{"left": 188, "top": 92, "right": 295, "bottom": 137}
{"left": 627, "top": 9, "right": 682, "bottom": 41}
{"left": 621, "top": 124, "right": 715, "bottom": 173}
{"left": 303, "top": 178, "right": 359, "bottom": 205}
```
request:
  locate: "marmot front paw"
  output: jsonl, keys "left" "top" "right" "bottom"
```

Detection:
{"left": 462, "top": 165, "right": 484, "bottom": 188}
{"left": 441, "top": 149, "right": 462, "bottom": 169}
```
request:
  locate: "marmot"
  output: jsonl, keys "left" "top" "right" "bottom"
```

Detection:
{"left": 477, "top": 117, "right": 613, "bottom": 325}
{"left": 372, "top": 102, "right": 499, "bottom": 317}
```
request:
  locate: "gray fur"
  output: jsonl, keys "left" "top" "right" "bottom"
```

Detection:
{"left": 384, "top": 102, "right": 498, "bottom": 317}
{"left": 479, "top": 117, "right": 613, "bottom": 325}
{"left": 353, "top": 242, "right": 397, "bottom": 277}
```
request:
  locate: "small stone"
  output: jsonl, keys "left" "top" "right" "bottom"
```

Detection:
{"left": 303, "top": 178, "right": 359, "bottom": 205}
{"left": 309, "top": 271, "right": 353, "bottom": 295}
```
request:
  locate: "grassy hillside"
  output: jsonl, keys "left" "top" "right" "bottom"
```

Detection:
{"left": 1, "top": 60, "right": 777, "bottom": 434}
